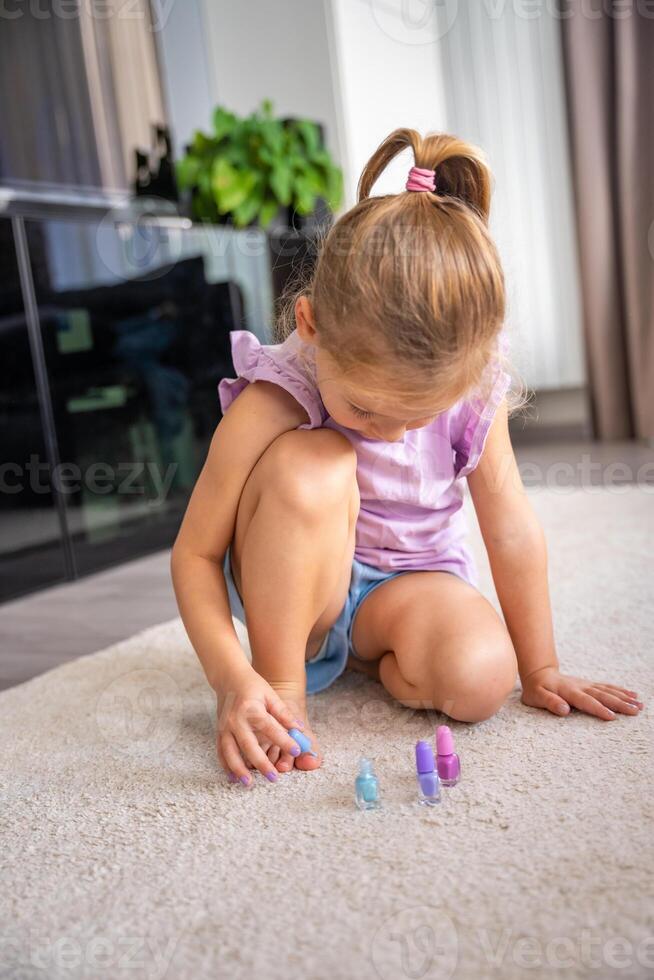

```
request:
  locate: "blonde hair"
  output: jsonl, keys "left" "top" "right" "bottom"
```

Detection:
{"left": 274, "top": 127, "right": 527, "bottom": 411}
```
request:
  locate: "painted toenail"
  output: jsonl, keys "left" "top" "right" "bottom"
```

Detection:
{"left": 266, "top": 771, "right": 278, "bottom": 782}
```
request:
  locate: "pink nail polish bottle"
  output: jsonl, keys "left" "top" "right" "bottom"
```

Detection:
{"left": 436, "top": 725, "right": 461, "bottom": 786}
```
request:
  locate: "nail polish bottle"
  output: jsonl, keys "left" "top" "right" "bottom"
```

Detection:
{"left": 355, "top": 757, "right": 381, "bottom": 810}
{"left": 415, "top": 741, "right": 441, "bottom": 806}
{"left": 436, "top": 725, "right": 461, "bottom": 786}
{"left": 288, "top": 727, "right": 318, "bottom": 758}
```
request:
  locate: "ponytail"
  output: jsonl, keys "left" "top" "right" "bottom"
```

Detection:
{"left": 357, "top": 128, "right": 492, "bottom": 222}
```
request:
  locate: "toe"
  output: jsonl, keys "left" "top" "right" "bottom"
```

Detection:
{"left": 295, "top": 752, "right": 321, "bottom": 771}
{"left": 276, "top": 751, "right": 295, "bottom": 772}
{"left": 293, "top": 726, "right": 322, "bottom": 770}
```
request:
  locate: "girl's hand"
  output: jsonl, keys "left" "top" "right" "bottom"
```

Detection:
{"left": 521, "top": 666, "right": 644, "bottom": 721}
{"left": 215, "top": 663, "right": 304, "bottom": 785}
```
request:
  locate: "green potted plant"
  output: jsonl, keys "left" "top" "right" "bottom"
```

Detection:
{"left": 175, "top": 99, "right": 343, "bottom": 231}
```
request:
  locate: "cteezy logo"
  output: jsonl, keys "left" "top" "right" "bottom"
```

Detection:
{"left": 371, "top": 905, "right": 459, "bottom": 980}
{"left": 96, "top": 669, "right": 183, "bottom": 757}
{"left": 370, "top": 0, "right": 459, "bottom": 46}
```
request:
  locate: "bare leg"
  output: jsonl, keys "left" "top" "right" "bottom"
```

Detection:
{"left": 230, "top": 428, "right": 359, "bottom": 769}
{"left": 351, "top": 570, "right": 518, "bottom": 721}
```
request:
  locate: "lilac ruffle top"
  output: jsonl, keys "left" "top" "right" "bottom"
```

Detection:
{"left": 218, "top": 329, "right": 511, "bottom": 587}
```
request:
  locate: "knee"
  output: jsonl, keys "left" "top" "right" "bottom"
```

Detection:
{"left": 261, "top": 428, "right": 358, "bottom": 516}
{"left": 438, "top": 637, "right": 518, "bottom": 723}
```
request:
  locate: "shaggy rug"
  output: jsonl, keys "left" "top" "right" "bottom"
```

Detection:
{"left": 1, "top": 487, "right": 652, "bottom": 980}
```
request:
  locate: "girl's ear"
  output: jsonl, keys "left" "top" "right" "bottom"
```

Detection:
{"left": 295, "top": 295, "right": 318, "bottom": 345}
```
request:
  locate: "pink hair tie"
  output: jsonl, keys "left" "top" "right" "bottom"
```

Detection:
{"left": 406, "top": 165, "right": 436, "bottom": 193}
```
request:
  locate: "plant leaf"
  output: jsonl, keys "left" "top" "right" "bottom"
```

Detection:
{"left": 175, "top": 155, "right": 200, "bottom": 189}
{"left": 294, "top": 118, "right": 321, "bottom": 156}
{"left": 326, "top": 165, "right": 344, "bottom": 210}
{"left": 260, "top": 119, "right": 284, "bottom": 156}
{"left": 232, "top": 187, "right": 264, "bottom": 227}
{"left": 213, "top": 106, "right": 238, "bottom": 142}
{"left": 191, "top": 130, "right": 214, "bottom": 154}
{"left": 259, "top": 197, "right": 281, "bottom": 228}
{"left": 211, "top": 158, "right": 257, "bottom": 213}
{"left": 303, "top": 164, "right": 326, "bottom": 196}
{"left": 270, "top": 163, "right": 293, "bottom": 206}
{"left": 293, "top": 175, "right": 317, "bottom": 215}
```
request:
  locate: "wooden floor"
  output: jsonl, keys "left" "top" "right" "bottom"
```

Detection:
{"left": 0, "top": 550, "right": 178, "bottom": 690}
{"left": 1, "top": 438, "right": 652, "bottom": 691}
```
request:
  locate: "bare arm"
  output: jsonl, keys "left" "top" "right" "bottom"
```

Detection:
{"left": 467, "top": 400, "right": 643, "bottom": 721}
{"left": 466, "top": 399, "right": 557, "bottom": 683}
{"left": 170, "top": 380, "right": 309, "bottom": 692}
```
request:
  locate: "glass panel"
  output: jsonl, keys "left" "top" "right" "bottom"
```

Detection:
{"left": 0, "top": 218, "right": 68, "bottom": 600}
{"left": 24, "top": 214, "right": 257, "bottom": 577}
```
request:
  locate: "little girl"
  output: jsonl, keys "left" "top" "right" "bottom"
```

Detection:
{"left": 171, "top": 128, "right": 643, "bottom": 786}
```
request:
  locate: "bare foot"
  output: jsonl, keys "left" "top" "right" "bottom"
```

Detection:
{"left": 260, "top": 680, "right": 322, "bottom": 773}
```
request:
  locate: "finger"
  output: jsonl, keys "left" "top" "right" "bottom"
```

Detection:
{"left": 258, "top": 713, "right": 304, "bottom": 758}
{"left": 522, "top": 686, "right": 570, "bottom": 716}
{"left": 220, "top": 732, "right": 251, "bottom": 786}
{"left": 567, "top": 689, "right": 616, "bottom": 721}
{"left": 235, "top": 726, "right": 280, "bottom": 783}
{"left": 240, "top": 699, "right": 302, "bottom": 758}
{"left": 587, "top": 687, "right": 642, "bottom": 715}
{"left": 592, "top": 682, "right": 638, "bottom": 694}
{"left": 266, "top": 694, "right": 305, "bottom": 733}
{"left": 259, "top": 739, "right": 279, "bottom": 768}
{"left": 592, "top": 683, "right": 643, "bottom": 704}
{"left": 256, "top": 736, "right": 278, "bottom": 764}
{"left": 216, "top": 743, "right": 237, "bottom": 783}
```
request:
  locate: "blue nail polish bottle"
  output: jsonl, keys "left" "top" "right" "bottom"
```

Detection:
{"left": 416, "top": 740, "right": 441, "bottom": 806}
{"left": 355, "top": 757, "right": 381, "bottom": 810}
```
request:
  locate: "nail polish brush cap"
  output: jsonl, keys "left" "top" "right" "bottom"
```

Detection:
{"left": 436, "top": 725, "right": 455, "bottom": 756}
{"left": 288, "top": 728, "right": 316, "bottom": 756}
{"left": 415, "top": 740, "right": 435, "bottom": 774}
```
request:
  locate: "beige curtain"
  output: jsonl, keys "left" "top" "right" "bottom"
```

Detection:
{"left": 560, "top": 1, "right": 654, "bottom": 441}
{"left": 0, "top": 13, "right": 103, "bottom": 187}
{"left": 0, "top": 2, "right": 165, "bottom": 193}
{"left": 79, "top": 0, "right": 166, "bottom": 190}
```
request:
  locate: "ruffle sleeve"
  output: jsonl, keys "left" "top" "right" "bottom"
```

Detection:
{"left": 452, "top": 330, "right": 512, "bottom": 479}
{"left": 217, "top": 330, "right": 327, "bottom": 430}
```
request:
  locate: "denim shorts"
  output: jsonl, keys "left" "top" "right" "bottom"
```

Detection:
{"left": 221, "top": 544, "right": 412, "bottom": 694}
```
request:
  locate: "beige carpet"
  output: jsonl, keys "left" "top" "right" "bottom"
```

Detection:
{"left": 1, "top": 487, "right": 652, "bottom": 980}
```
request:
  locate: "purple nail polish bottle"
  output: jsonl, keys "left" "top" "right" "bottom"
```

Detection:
{"left": 436, "top": 725, "right": 461, "bottom": 786}
{"left": 415, "top": 741, "right": 441, "bottom": 806}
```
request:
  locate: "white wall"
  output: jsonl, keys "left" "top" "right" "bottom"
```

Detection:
{"left": 435, "top": 1, "right": 586, "bottom": 390}
{"left": 152, "top": 0, "right": 215, "bottom": 155}
{"left": 326, "top": 0, "right": 449, "bottom": 207}
{"left": 200, "top": 0, "right": 343, "bottom": 165}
